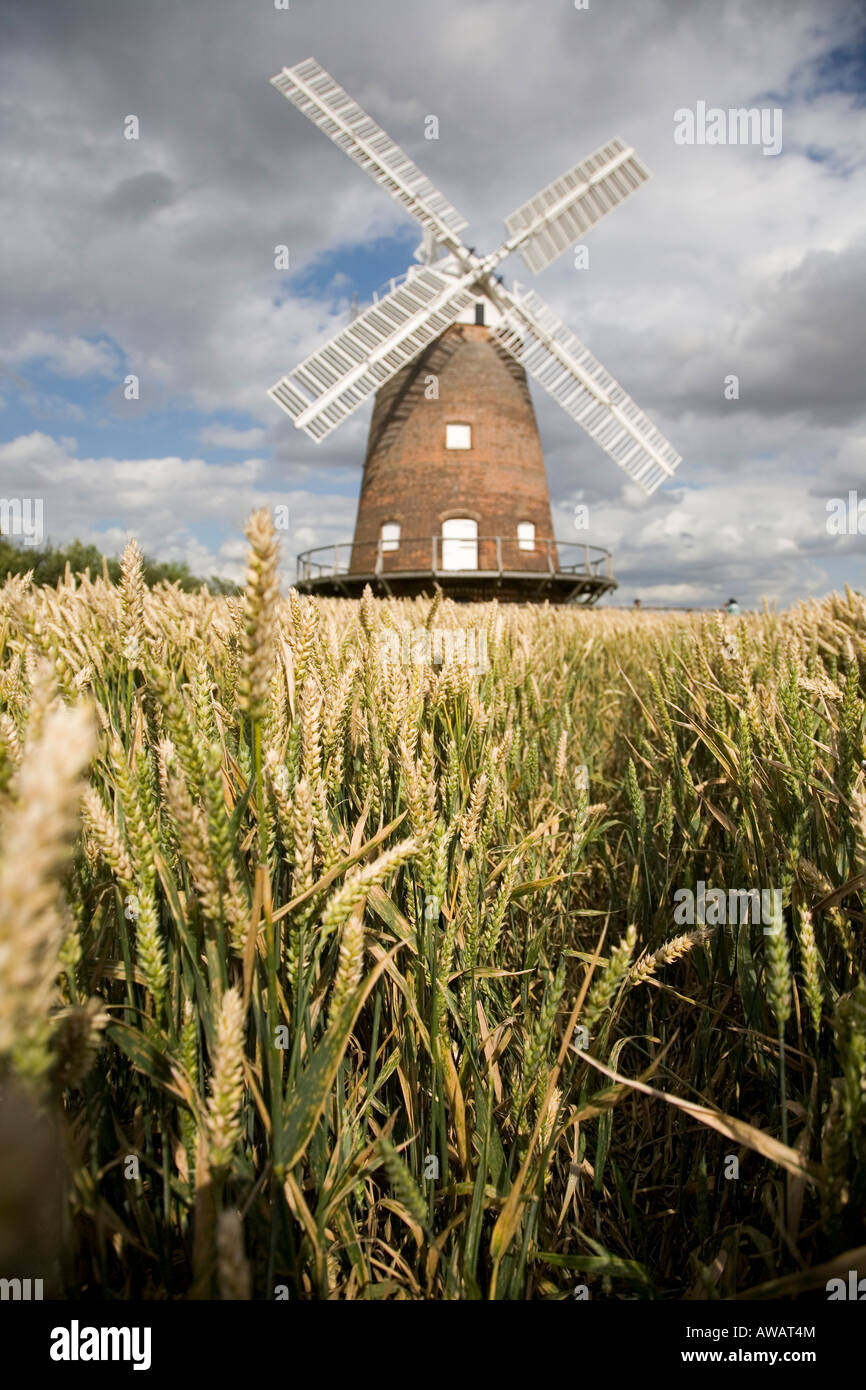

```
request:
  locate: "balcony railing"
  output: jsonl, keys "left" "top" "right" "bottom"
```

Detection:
{"left": 296, "top": 537, "right": 614, "bottom": 584}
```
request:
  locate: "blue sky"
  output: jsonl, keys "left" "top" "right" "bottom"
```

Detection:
{"left": 1, "top": 0, "right": 865, "bottom": 604}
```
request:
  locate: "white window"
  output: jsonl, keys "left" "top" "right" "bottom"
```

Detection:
{"left": 380, "top": 521, "right": 400, "bottom": 553}
{"left": 441, "top": 517, "right": 478, "bottom": 571}
{"left": 445, "top": 423, "right": 472, "bottom": 450}
{"left": 517, "top": 521, "right": 536, "bottom": 552}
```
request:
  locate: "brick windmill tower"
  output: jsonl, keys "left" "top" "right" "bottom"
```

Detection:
{"left": 269, "top": 59, "right": 682, "bottom": 603}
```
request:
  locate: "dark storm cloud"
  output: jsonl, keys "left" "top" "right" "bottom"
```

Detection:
{"left": 734, "top": 238, "right": 866, "bottom": 425}
{"left": 100, "top": 172, "right": 176, "bottom": 223}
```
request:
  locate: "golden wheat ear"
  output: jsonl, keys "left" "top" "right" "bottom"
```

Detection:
{"left": 0, "top": 697, "right": 94, "bottom": 1078}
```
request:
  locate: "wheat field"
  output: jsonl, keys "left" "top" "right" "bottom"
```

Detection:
{"left": 0, "top": 509, "right": 864, "bottom": 1300}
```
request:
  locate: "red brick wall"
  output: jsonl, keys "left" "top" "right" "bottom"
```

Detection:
{"left": 349, "top": 324, "right": 558, "bottom": 575}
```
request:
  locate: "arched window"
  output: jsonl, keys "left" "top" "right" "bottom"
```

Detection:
{"left": 517, "top": 521, "right": 536, "bottom": 552}
{"left": 441, "top": 517, "right": 478, "bottom": 571}
{"left": 380, "top": 521, "right": 400, "bottom": 553}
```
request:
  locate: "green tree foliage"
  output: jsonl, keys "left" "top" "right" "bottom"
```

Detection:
{"left": 0, "top": 534, "right": 237, "bottom": 594}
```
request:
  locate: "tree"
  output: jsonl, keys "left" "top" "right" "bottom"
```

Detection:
{"left": 0, "top": 535, "right": 238, "bottom": 594}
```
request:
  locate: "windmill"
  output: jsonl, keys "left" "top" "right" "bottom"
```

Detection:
{"left": 268, "top": 57, "right": 682, "bottom": 603}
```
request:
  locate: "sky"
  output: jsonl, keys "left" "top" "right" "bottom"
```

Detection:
{"left": 1, "top": 0, "right": 865, "bottom": 607}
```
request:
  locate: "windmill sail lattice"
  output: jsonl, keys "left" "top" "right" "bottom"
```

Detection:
{"left": 492, "top": 287, "right": 681, "bottom": 494}
{"left": 270, "top": 59, "right": 468, "bottom": 249}
{"left": 502, "top": 139, "right": 650, "bottom": 276}
{"left": 269, "top": 268, "right": 476, "bottom": 441}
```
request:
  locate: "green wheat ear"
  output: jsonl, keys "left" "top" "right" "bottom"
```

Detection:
{"left": 625, "top": 758, "right": 646, "bottom": 836}
{"left": 764, "top": 900, "right": 792, "bottom": 1031}
{"left": 798, "top": 908, "right": 824, "bottom": 1040}
{"left": 377, "top": 1135, "right": 430, "bottom": 1232}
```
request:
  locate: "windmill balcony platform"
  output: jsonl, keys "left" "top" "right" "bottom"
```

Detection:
{"left": 295, "top": 538, "right": 617, "bottom": 605}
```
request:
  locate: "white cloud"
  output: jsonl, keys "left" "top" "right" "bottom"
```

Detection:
{"left": 1, "top": 330, "right": 118, "bottom": 379}
{"left": 0, "top": 431, "right": 356, "bottom": 583}
{"left": 199, "top": 424, "right": 267, "bottom": 450}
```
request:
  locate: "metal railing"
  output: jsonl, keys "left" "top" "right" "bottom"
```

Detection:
{"left": 296, "top": 537, "right": 614, "bottom": 584}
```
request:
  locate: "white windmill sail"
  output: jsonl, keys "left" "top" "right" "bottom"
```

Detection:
{"left": 271, "top": 59, "right": 468, "bottom": 252}
{"left": 493, "top": 286, "right": 681, "bottom": 494}
{"left": 269, "top": 268, "right": 477, "bottom": 441}
{"left": 502, "top": 139, "right": 650, "bottom": 275}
